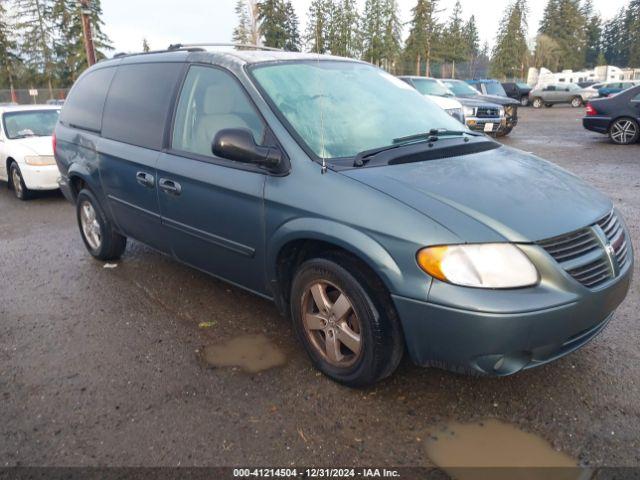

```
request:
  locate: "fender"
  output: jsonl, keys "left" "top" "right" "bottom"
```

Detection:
{"left": 266, "top": 217, "right": 405, "bottom": 295}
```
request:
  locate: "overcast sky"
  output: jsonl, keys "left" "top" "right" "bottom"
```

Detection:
{"left": 102, "top": 0, "right": 630, "bottom": 55}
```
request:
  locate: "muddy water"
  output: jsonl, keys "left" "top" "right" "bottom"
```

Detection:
{"left": 425, "top": 419, "right": 585, "bottom": 480}
{"left": 200, "top": 334, "right": 286, "bottom": 373}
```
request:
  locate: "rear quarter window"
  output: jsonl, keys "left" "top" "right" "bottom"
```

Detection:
{"left": 59, "top": 67, "right": 115, "bottom": 132}
{"left": 101, "top": 62, "right": 184, "bottom": 150}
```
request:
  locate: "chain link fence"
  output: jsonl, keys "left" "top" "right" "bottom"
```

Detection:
{"left": 0, "top": 88, "right": 69, "bottom": 105}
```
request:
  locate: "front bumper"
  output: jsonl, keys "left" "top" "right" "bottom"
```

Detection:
{"left": 19, "top": 163, "right": 60, "bottom": 190}
{"left": 393, "top": 253, "right": 632, "bottom": 376}
{"left": 465, "top": 116, "right": 506, "bottom": 134}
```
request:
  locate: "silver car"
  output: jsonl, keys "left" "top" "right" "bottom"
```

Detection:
{"left": 530, "top": 83, "right": 586, "bottom": 108}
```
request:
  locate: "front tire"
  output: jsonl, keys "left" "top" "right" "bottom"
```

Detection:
{"left": 76, "top": 189, "right": 127, "bottom": 261}
{"left": 9, "top": 162, "right": 31, "bottom": 200}
{"left": 609, "top": 118, "right": 639, "bottom": 145}
{"left": 290, "top": 255, "right": 404, "bottom": 387}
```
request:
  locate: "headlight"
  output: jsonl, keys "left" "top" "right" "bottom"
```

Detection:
{"left": 498, "top": 108, "right": 505, "bottom": 117}
{"left": 463, "top": 106, "right": 477, "bottom": 117}
{"left": 24, "top": 155, "right": 56, "bottom": 166}
{"left": 416, "top": 244, "right": 539, "bottom": 289}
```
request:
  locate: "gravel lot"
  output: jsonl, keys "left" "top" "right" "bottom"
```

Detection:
{"left": 1, "top": 106, "right": 639, "bottom": 468}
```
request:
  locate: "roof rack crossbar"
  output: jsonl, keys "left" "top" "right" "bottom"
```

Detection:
{"left": 167, "top": 43, "right": 283, "bottom": 52}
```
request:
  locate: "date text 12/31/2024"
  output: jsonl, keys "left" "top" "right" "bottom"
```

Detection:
{"left": 233, "top": 468, "right": 401, "bottom": 478}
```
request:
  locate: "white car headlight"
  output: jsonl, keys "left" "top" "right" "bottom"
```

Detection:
{"left": 417, "top": 244, "right": 539, "bottom": 289}
{"left": 24, "top": 155, "right": 56, "bottom": 166}
{"left": 463, "top": 106, "right": 477, "bottom": 117}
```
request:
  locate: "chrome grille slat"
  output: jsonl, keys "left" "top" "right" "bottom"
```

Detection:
{"left": 539, "top": 210, "right": 630, "bottom": 289}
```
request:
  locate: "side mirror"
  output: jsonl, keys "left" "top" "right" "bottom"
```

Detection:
{"left": 212, "top": 128, "right": 282, "bottom": 169}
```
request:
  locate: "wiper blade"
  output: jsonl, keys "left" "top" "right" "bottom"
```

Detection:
{"left": 353, "top": 129, "right": 480, "bottom": 167}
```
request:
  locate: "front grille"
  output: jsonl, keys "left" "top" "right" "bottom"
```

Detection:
{"left": 477, "top": 107, "right": 500, "bottom": 118}
{"left": 538, "top": 210, "right": 631, "bottom": 289}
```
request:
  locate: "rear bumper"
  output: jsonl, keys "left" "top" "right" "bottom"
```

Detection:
{"left": 20, "top": 163, "right": 60, "bottom": 190}
{"left": 583, "top": 116, "right": 611, "bottom": 134}
{"left": 57, "top": 174, "right": 75, "bottom": 202}
{"left": 392, "top": 259, "right": 632, "bottom": 376}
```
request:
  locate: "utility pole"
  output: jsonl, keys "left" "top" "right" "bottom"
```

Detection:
{"left": 80, "top": 0, "right": 96, "bottom": 66}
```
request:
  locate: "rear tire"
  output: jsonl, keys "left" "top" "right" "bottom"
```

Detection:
{"left": 76, "top": 189, "right": 127, "bottom": 261}
{"left": 570, "top": 96, "right": 583, "bottom": 108}
{"left": 532, "top": 97, "right": 543, "bottom": 109}
{"left": 290, "top": 254, "right": 404, "bottom": 387}
{"left": 608, "top": 118, "right": 639, "bottom": 145}
{"left": 9, "top": 162, "right": 32, "bottom": 200}
{"left": 520, "top": 96, "right": 530, "bottom": 107}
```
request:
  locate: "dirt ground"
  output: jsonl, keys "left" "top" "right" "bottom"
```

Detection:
{"left": 1, "top": 106, "right": 639, "bottom": 468}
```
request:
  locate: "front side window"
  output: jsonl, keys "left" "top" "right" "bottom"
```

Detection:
{"left": 172, "top": 66, "right": 265, "bottom": 158}
{"left": 252, "top": 61, "right": 464, "bottom": 159}
{"left": 412, "top": 79, "right": 453, "bottom": 97}
{"left": 484, "top": 82, "right": 507, "bottom": 96}
{"left": 442, "top": 80, "right": 479, "bottom": 97}
{"left": 3, "top": 110, "right": 60, "bottom": 139}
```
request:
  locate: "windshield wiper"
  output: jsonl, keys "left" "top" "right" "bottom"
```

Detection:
{"left": 353, "top": 129, "right": 480, "bottom": 167}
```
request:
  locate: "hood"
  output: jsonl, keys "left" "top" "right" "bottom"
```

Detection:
{"left": 474, "top": 94, "right": 519, "bottom": 106}
{"left": 342, "top": 145, "right": 612, "bottom": 243}
{"left": 10, "top": 136, "right": 54, "bottom": 156}
{"left": 454, "top": 97, "right": 503, "bottom": 109}
{"left": 425, "top": 94, "right": 462, "bottom": 110}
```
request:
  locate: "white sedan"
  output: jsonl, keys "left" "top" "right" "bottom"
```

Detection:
{"left": 0, "top": 105, "right": 61, "bottom": 200}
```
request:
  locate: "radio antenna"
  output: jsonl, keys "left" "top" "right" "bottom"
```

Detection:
{"left": 315, "top": 23, "right": 328, "bottom": 174}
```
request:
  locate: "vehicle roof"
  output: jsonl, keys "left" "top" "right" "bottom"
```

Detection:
{"left": 398, "top": 75, "right": 438, "bottom": 81}
{"left": 466, "top": 79, "right": 501, "bottom": 84}
{"left": 0, "top": 104, "right": 61, "bottom": 114}
{"left": 98, "top": 49, "right": 361, "bottom": 69}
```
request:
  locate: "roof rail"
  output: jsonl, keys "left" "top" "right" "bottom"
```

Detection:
{"left": 167, "top": 43, "right": 283, "bottom": 52}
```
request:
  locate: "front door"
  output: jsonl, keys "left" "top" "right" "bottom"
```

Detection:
{"left": 156, "top": 65, "right": 269, "bottom": 295}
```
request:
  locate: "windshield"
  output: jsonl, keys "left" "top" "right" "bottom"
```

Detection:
{"left": 485, "top": 82, "right": 507, "bottom": 96}
{"left": 411, "top": 78, "right": 453, "bottom": 97}
{"left": 565, "top": 83, "right": 581, "bottom": 91}
{"left": 251, "top": 61, "right": 465, "bottom": 159}
{"left": 3, "top": 110, "right": 59, "bottom": 139}
{"left": 442, "top": 80, "right": 479, "bottom": 97}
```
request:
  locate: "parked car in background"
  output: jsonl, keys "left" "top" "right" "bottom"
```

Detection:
{"left": 529, "top": 83, "right": 586, "bottom": 108}
{"left": 577, "top": 81, "right": 597, "bottom": 88}
{"left": 0, "top": 104, "right": 60, "bottom": 200}
{"left": 581, "top": 83, "right": 605, "bottom": 101}
{"left": 398, "top": 76, "right": 465, "bottom": 123}
{"left": 55, "top": 48, "right": 631, "bottom": 386}
{"left": 598, "top": 81, "right": 640, "bottom": 98}
{"left": 442, "top": 79, "right": 519, "bottom": 136}
{"left": 401, "top": 76, "right": 505, "bottom": 134}
{"left": 502, "top": 82, "right": 533, "bottom": 107}
{"left": 583, "top": 84, "right": 640, "bottom": 145}
{"left": 46, "top": 99, "right": 66, "bottom": 106}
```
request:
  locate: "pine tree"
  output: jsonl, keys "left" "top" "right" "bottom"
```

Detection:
{"left": 627, "top": 0, "right": 640, "bottom": 67}
{"left": 14, "top": 0, "right": 56, "bottom": 96}
{"left": 306, "top": 0, "right": 331, "bottom": 53}
{"left": 533, "top": 33, "right": 561, "bottom": 70}
{"left": 441, "top": 0, "right": 467, "bottom": 78}
{"left": 0, "top": 1, "right": 20, "bottom": 95}
{"left": 403, "top": 0, "right": 440, "bottom": 76}
{"left": 537, "top": 0, "right": 588, "bottom": 70}
{"left": 258, "top": 0, "right": 288, "bottom": 49}
{"left": 491, "top": 0, "right": 529, "bottom": 80}
{"left": 380, "top": 0, "right": 402, "bottom": 71}
{"left": 233, "top": 0, "right": 261, "bottom": 47}
{"left": 331, "top": 0, "right": 360, "bottom": 57}
{"left": 282, "top": 1, "right": 301, "bottom": 51}
{"left": 52, "top": 0, "right": 111, "bottom": 85}
{"left": 361, "top": 0, "right": 385, "bottom": 64}
{"left": 464, "top": 15, "right": 480, "bottom": 77}
{"left": 601, "top": 9, "right": 627, "bottom": 66}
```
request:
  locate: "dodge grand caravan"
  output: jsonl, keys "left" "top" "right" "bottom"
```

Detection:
{"left": 54, "top": 47, "right": 633, "bottom": 387}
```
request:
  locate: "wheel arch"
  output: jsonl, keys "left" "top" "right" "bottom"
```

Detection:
{"left": 267, "top": 219, "right": 404, "bottom": 315}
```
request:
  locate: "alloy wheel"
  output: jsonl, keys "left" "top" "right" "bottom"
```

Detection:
{"left": 610, "top": 120, "right": 638, "bottom": 145}
{"left": 80, "top": 200, "right": 102, "bottom": 250}
{"left": 11, "top": 166, "right": 23, "bottom": 198}
{"left": 301, "top": 281, "right": 362, "bottom": 368}
{"left": 571, "top": 97, "right": 582, "bottom": 108}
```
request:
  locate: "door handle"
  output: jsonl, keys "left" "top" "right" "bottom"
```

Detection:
{"left": 136, "top": 171, "right": 155, "bottom": 188}
{"left": 159, "top": 178, "right": 182, "bottom": 195}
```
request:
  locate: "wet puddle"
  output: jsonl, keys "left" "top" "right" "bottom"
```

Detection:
{"left": 199, "top": 334, "right": 286, "bottom": 373}
{"left": 425, "top": 419, "right": 583, "bottom": 480}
